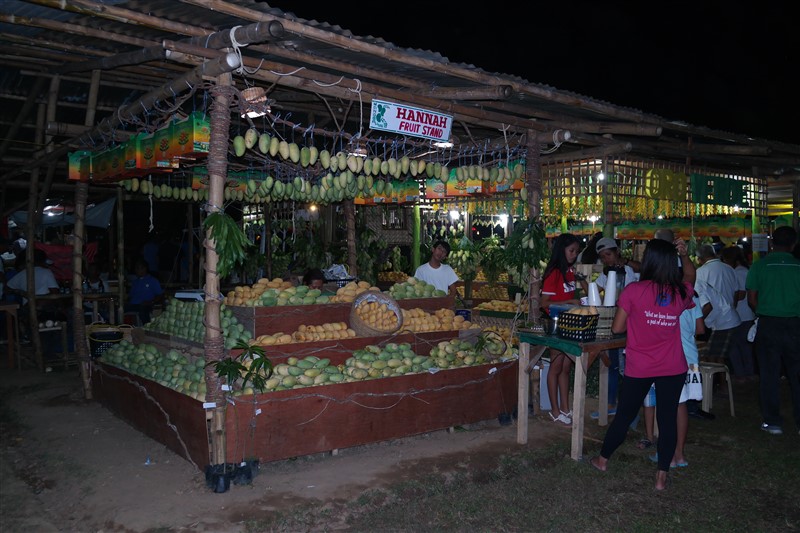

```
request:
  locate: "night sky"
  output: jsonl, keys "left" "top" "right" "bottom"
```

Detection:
{"left": 262, "top": 2, "right": 798, "bottom": 145}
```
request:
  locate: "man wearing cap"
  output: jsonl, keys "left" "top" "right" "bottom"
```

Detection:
{"left": 590, "top": 237, "right": 640, "bottom": 419}
{"left": 595, "top": 237, "right": 639, "bottom": 297}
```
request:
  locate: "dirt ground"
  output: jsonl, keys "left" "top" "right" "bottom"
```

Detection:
{"left": 0, "top": 364, "right": 576, "bottom": 532}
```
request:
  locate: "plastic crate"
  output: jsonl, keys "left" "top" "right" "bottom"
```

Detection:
{"left": 556, "top": 312, "right": 599, "bottom": 342}
{"left": 328, "top": 277, "right": 357, "bottom": 288}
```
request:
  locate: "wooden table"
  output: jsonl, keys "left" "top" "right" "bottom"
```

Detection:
{"left": 517, "top": 330, "right": 627, "bottom": 461}
{"left": 1, "top": 302, "right": 20, "bottom": 369}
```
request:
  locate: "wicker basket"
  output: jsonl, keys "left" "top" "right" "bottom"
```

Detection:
{"left": 595, "top": 306, "right": 617, "bottom": 339}
{"left": 556, "top": 312, "right": 599, "bottom": 342}
{"left": 87, "top": 323, "right": 126, "bottom": 359}
{"left": 349, "top": 290, "right": 404, "bottom": 337}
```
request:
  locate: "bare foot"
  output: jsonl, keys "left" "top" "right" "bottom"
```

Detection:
{"left": 655, "top": 470, "right": 668, "bottom": 491}
{"left": 589, "top": 456, "right": 607, "bottom": 472}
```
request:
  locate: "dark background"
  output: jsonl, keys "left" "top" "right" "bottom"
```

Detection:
{"left": 262, "top": 2, "right": 798, "bottom": 145}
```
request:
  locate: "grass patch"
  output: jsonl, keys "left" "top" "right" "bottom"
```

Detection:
{"left": 243, "top": 381, "right": 799, "bottom": 532}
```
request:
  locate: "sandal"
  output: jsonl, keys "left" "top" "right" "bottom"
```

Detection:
{"left": 549, "top": 412, "right": 571, "bottom": 425}
{"left": 636, "top": 438, "right": 655, "bottom": 450}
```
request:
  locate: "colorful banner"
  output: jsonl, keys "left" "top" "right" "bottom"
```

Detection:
{"left": 690, "top": 174, "right": 745, "bottom": 207}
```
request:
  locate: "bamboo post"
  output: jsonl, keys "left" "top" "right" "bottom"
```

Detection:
{"left": 3, "top": 52, "right": 241, "bottom": 183}
{"left": 526, "top": 130, "right": 543, "bottom": 325}
{"left": 412, "top": 205, "right": 421, "bottom": 270}
{"left": 73, "top": 69, "right": 101, "bottom": 398}
{"left": 264, "top": 204, "right": 272, "bottom": 280}
{"left": 204, "top": 72, "right": 234, "bottom": 468}
{"left": 116, "top": 186, "right": 125, "bottom": 320}
{"left": 186, "top": 202, "right": 194, "bottom": 285}
{"left": 344, "top": 200, "right": 357, "bottom": 277}
{"left": 26, "top": 103, "right": 46, "bottom": 371}
{"left": 72, "top": 181, "right": 91, "bottom": 397}
{"left": 517, "top": 341, "right": 530, "bottom": 444}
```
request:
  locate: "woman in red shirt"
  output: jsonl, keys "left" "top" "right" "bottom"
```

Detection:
{"left": 540, "top": 233, "right": 588, "bottom": 425}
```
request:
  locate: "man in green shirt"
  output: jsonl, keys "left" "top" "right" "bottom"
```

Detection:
{"left": 746, "top": 226, "right": 800, "bottom": 436}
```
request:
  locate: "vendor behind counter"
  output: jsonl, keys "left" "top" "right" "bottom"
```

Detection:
{"left": 302, "top": 268, "right": 337, "bottom": 296}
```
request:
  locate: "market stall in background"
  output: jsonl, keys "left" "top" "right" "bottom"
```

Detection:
{"left": 0, "top": 2, "right": 796, "bottom": 492}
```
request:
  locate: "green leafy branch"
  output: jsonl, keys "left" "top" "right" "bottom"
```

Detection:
{"left": 207, "top": 340, "right": 273, "bottom": 393}
{"left": 478, "top": 237, "right": 504, "bottom": 286}
{"left": 203, "top": 211, "right": 254, "bottom": 279}
{"left": 503, "top": 218, "right": 549, "bottom": 286}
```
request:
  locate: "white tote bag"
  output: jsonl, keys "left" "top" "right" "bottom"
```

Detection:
{"left": 685, "top": 365, "right": 703, "bottom": 401}
{"left": 747, "top": 318, "right": 759, "bottom": 342}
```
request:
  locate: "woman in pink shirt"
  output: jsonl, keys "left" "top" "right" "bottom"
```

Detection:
{"left": 590, "top": 237, "right": 695, "bottom": 491}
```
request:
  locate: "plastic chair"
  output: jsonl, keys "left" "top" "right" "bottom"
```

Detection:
{"left": 122, "top": 312, "right": 142, "bottom": 327}
{"left": 38, "top": 320, "right": 72, "bottom": 370}
{"left": 699, "top": 362, "right": 735, "bottom": 416}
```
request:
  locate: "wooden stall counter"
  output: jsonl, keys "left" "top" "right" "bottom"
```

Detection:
{"left": 222, "top": 358, "right": 518, "bottom": 464}
{"left": 92, "top": 355, "right": 518, "bottom": 468}
{"left": 228, "top": 296, "right": 457, "bottom": 338}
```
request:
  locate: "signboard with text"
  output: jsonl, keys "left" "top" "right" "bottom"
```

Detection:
{"left": 369, "top": 99, "right": 452, "bottom": 142}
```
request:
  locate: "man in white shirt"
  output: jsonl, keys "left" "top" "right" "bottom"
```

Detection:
{"left": 5, "top": 249, "right": 60, "bottom": 306}
{"left": 414, "top": 240, "right": 459, "bottom": 295}
{"left": 695, "top": 244, "right": 741, "bottom": 371}
{"left": 6, "top": 248, "right": 63, "bottom": 342}
{"left": 720, "top": 246, "right": 757, "bottom": 381}
{"left": 591, "top": 237, "right": 639, "bottom": 419}
{"left": 595, "top": 237, "right": 639, "bottom": 295}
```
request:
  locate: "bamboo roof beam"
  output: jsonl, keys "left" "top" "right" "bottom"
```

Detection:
{"left": 0, "top": 93, "right": 125, "bottom": 113}
{"left": 61, "top": 18, "right": 286, "bottom": 74}
{"left": 550, "top": 121, "right": 662, "bottom": 137}
{"left": 692, "top": 144, "right": 773, "bottom": 156}
{"left": 541, "top": 143, "right": 633, "bottom": 164}
{"left": 1, "top": 53, "right": 241, "bottom": 183}
{"left": 29, "top": 0, "right": 209, "bottom": 39}
{"left": 16, "top": 3, "right": 435, "bottom": 99}
{"left": 178, "top": 0, "right": 800, "bottom": 151}
{"left": 22, "top": 1, "right": 534, "bottom": 132}
{"left": 178, "top": 0, "right": 658, "bottom": 123}
{"left": 46, "top": 121, "right": 136, "bottom": 139}
{"left": 20, "top": 70, "right": 162, "bottom": 91}
{"left": 627, "top": 140, "right": 800, "bottom": 172}
{"left": 0, "top": 76, "right": 46, "bottom": 162}
{"left": 59, "top": 45, "right": 167, "bottom": 73}
{"left": 21, "top": 0, "right": 800, "bottom": 153}
{"left": 423, "top": 85, "right": 513, "bottom": 101}
{"left": 0, "top": 12, "right": 155, "bottom": 49}
{"left": 165, "top": 41, "right": 552, "bottom": 133}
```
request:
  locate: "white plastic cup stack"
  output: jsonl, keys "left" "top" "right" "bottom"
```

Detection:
{"left": 587, "top": 282, "right": 602, "bottom": 306}
{"left": 603, "top": 271, "right": 618, "bottom": 306}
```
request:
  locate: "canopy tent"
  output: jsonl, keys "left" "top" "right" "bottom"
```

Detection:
{"left": 10, "top": 197, "right": 116, "bottom": 229}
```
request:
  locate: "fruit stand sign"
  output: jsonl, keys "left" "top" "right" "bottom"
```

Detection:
{"left": 370, "top": 99, "right": 452, "bottom": 142}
